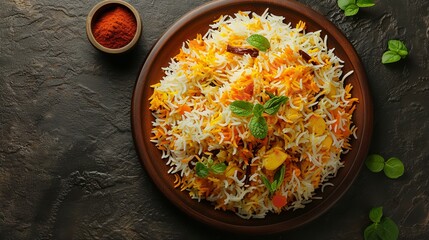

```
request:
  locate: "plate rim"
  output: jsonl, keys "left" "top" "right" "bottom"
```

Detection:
{"left": 131, "top": 0, "right": 373, "bottom": 234}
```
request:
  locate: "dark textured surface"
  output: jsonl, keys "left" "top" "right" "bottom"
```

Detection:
{"left": 0, "top": 0, "right": 427, "bottom": 239}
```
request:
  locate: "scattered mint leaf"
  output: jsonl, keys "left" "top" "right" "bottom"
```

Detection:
{"left": 364, "top": 224, "right": 378, "bottom": 240}
{"left": 264, "top": 96, "right": 288, "bottom": 115}
{"left": 246, "top": 34, "right": 270, "bottom": 52}
{"left": 356, "top": 0, "right": 375, "bottom": 7}
{"left": 383, "top": 157, "right": 404, "bottom": 179}
{"left": 249, "top": 115, "right": 268, "bottom": 139}
{"left": 196, "top": 162, "right": 209, "bottom": 178}
{"left": 366, "top": 154, "right": 405, "bottom": 179}
{"left": 338, "top": 0, "right": 355, "bottom": 10}
{"left": 388, "top": 40, "right": 408, "bottom": 58}
{"left": 378, "top": 217, "right": 399, "bottom": 240}
{"left": 344, "top": 4, "right": 360, "bottom": 16}
{"left": 382, "top": 51, "right": 402, "bottom": 64}
{"left": 364, "top": 207, "right": 399, "bottom": 240}
{"left": 211, "top": 163, "right": 227, "bottom": 174}
{"left": 230, "top": 100, "right": 254, "bottom": 116}
{"left": 338, "top": 0, "right": 374, "bottom": 16}
{"left": 369, "top": 207, "right": 383, "bottom": 223}
{"left": 365, "top": 154, "right": 385, "bottom": 173}
{"left": 382, "top": 40, "right": 408, "bottom": 64}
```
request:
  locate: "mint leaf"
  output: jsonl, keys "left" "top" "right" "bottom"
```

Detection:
{"left": 260, "top": 174, "right": 272, "bottom": 192}
{"left": 196, "top": 162, "right": 209, "bottom": 178}
{"left": 383, "top": 157, "right": 404, "bottom": 179}
{"left": 382, "top": 51, "right": 401, "bottom": 64}
{"left": 369, "top": 207, "right": 383, "bottom": 223}
{"left": 253, "top": 103, "right": 265, "bottom": 117}
{"left": 356, "top": 0, "right": 375, "bottom": 7}
{"left": 364, "top": 207, "right": 399, "bottom": 240}
{"left": 344, "top": 4, "right": 359, "bottom": 16}
{"left": 365, "top": 154, "right": 385, "bottom": 173}
{"left": 273, "top": 165, "right": 286, "bottom": 189}
{"left": 382, "top": 40, "right": 408, "bottom": 64}
{"left": 377, "top": 217, "right": 399, "bottom": 240}
{"left": 230, "top": 100, "right": 254, "bottom": 116}
{"left": 388, "top": 40, "right": 408, "bottom": 58}
{"left": 261, "top": 165, "right": 286, "bottom": 194}
{"left": 264, "top": 96, "right": 288, "bottom": 115}
{"left": 249, "top": 115, "right": 268, "bottom": 139}
{"left": 364, "top": 223, "right": 379, "bottom": 240}
{"left": 338, "top": 0, "right": 355, "bottom": 10}
{"left": 211, "top": 163, "right": 227, "bottom": 174}
{"left": 271, "top": 180, "right": 278, "bottom": 192}
{"left": 246, "top": 34, "right": 270, "bottom": 52}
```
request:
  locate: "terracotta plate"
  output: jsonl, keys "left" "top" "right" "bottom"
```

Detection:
{"left": 132, "top": 0, "right": 373, "bottom": 234}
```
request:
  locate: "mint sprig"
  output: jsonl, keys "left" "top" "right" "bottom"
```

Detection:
{"left": 195, "top": 157, "right": 227, "bottom": 178}
{"left": 365, "top": 154, "right": 404, "bottom": 179}
{"left": 230, "top": 95, "right": 288, "bottom": 139}
{"left": 364, "top": 207, "right": 399, "bottom": 240}
{"left": 338, "top": 0, "right": 375, "bottom": 16}
{"left": 260, "top": 165, "right": 285, "bottom": 194}
{"left": 382, "top": 40, "right": 408, "bottom": 64}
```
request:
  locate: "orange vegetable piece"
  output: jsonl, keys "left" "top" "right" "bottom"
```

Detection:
{"left": 178, "top": 104, "right": 191, "bottom": 115}
{"left": 272, "top": 193, "right": 287, "bottom": 208}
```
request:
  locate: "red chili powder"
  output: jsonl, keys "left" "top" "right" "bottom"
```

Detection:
{"left": 92, "top": 6, "right": 137, "bottom": 49}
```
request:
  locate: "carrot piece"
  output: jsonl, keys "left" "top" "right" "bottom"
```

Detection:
{"left": 272, "top": 193, "right": 287, "bottom": 208}
{"left": 178, "top": 104, "right": 191, "bottom": 115}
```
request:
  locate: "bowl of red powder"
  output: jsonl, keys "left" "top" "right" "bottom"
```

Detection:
{"left": 86, "top": 0, "right": 142, "bottom": 54}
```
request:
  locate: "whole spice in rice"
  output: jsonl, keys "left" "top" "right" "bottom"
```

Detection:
{"left": 92, "top": 5, "right": 137, "bottom": 49}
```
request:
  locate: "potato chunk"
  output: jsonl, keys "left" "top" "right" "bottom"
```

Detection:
{"left": 263, "top": 147, "right": 288, "bottom": 170}
{"left": 308, "top": 115, "right": 326, "bottom": 135}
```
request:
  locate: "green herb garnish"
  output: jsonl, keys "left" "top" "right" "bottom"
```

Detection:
{"left": 365, "top": 154, "right": 404, "bottom": 179}
{"left": 383, "top": 157, "right": 405, "bottom": 179}
{"left": 364, "top": 207, "right": 399, "bottom": 240}
{"left": 229, "top": 100, "right": 254, "bottom": 116}
{"left": 230, "top": 95, "right": 288, "bottom": 139}
{"left": 196, "top": 162, "right": 210, "bottom": 178}
{"left": 195, "top": 157, "right": 227, "bottom": 178}
{"left": 365, "top": 154, "right": 385, "bottom": 173}
{"left": 382, "top": 40, "right": 408, "bottom": 64}
{"left": 263, "top": 96, "right": 288, "bottom": 115}
{"left": 249, "top": 115, "right": 268, "bottom": 139}
{"left": 260, "top": 165, "right": 285, "bottom": 194}
{"left": 338, "top": 0, "right": 375, "bottom": 16}
{"left": 246, "top": 34, "right": 270, "bottom": 52}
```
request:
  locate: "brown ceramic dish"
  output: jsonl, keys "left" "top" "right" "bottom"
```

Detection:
{"left": 131, "top": 0, "right": 373, "bottom": 234}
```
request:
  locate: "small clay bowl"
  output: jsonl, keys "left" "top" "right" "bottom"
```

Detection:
{"left": 86, "top": 0, "right": 142, "bottom": 54}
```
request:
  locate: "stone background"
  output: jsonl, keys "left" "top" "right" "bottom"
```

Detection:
{"left": 1, "top": 0, "right": 428, "bottom": 239}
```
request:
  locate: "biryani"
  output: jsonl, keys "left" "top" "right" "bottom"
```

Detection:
{"left": 148, "top": 10, "right": 358, "bottom": 219}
